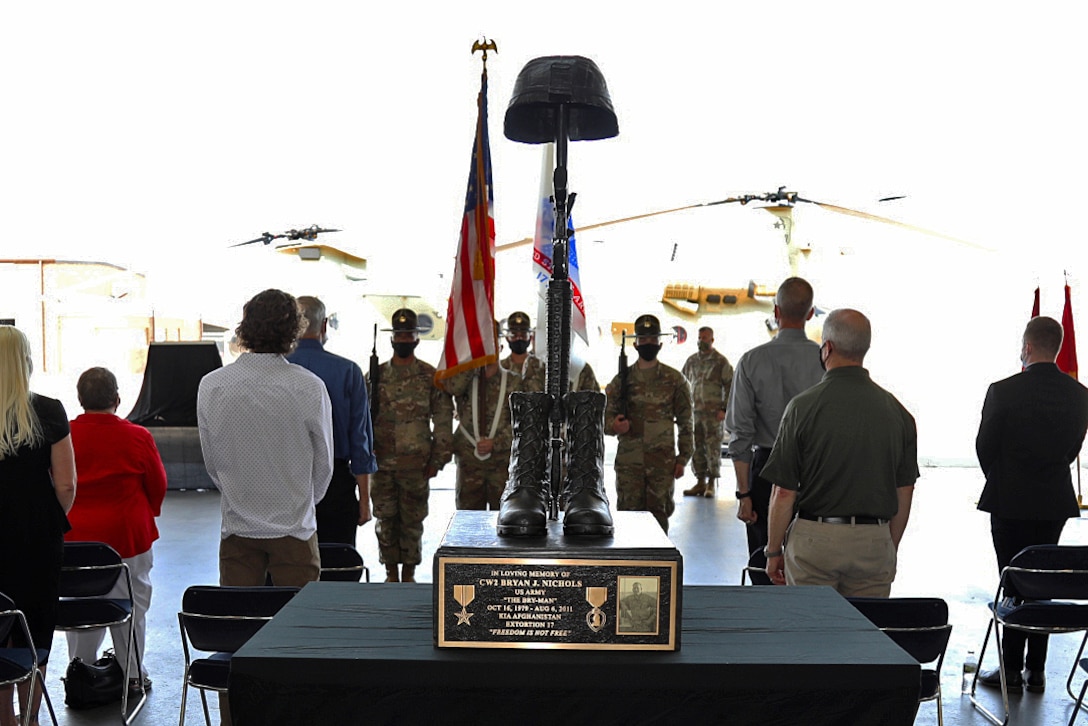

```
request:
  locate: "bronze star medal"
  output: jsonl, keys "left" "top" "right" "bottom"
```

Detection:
{"left": 453, "top": 584, "right": 475, "bottom": 626}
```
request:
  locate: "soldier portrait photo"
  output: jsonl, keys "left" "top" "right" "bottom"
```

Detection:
{"left": 618, "top": 577, "right": 659, "bottom": 634}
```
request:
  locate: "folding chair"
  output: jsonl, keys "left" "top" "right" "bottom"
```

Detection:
{"left": 968, "top": 544, "right": 1088, "bottom": 726}
{"left": 0, "top": 593, "right": 58, "bottom": 726}
{"left": 319, "top": 543, "right": 369, "bottom": 583}
{"left": 177, "top": 585, "right": 299, "bottom": 726}
{"left": 740, "top": 547, "right": 773, "bottom": 586}
{"left": 847, "top": 597, "right": 952, "bottom": 726}
{"left": 1071, "top": 657, "right": 1088, "bottom": 726}
{"left": 55, "top": 541, "right": 145, "bottom": 724}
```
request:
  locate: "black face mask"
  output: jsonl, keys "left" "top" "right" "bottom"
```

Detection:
{"left": 818, "top": 342, "right": 828, "bottom": 372}
{"left": 393, "top": 341, "right": 418, "bottom": 359}
{"left": 635, "top": 343, "right": 661, "bottom": 362}
{"left": 508, "top": 339, "right": 530, "bottom": 355}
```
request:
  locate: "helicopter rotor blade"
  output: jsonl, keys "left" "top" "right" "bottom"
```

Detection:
{"left": 288, "top": 225, "right": 342, "bottom": 241}
{"left": 802, "top": 200, "right": 989, "bottom": 250}
{"left": 229, "top": 232, "right": 279, "bottom": 248}
{"left": 234, "top": 225, "right": 341, "bottom": 247}
{"left": 495, "top": 201, "right": 729, "bottom": 252}
{"left": 494, "top": 188, "right": 986, "bottom": 252}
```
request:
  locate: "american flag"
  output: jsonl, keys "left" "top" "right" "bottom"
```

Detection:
{"left": 435, "top": 70, "right": 497, "bottom": 385}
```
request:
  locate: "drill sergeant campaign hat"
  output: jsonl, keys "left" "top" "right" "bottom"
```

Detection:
{"left": 633, "top": 313, "right": 664, "bottom": 338}
{"left": 386, "top": 308, "right": 422, "bottom": 333}
{"left": 506, "top": 311, "right": 532, "bottom": 334}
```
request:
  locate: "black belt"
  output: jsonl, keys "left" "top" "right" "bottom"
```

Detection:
{"left": 797, "top": 512, "right": 889, "bottom": 525}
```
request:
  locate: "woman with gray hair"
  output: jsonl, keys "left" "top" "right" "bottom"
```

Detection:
{"left": 65, "top": 366, "right": 166, "bottom": 696}
{"left": 0, "top": 326, "right": 77, "bottom": 726}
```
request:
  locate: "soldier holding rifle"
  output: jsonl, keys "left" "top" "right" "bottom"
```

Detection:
{"left": 367, "top": 309, "right": 453, "bottom": 583}
{"left": 605, "top": 314, "right": 694, "bottom": 533}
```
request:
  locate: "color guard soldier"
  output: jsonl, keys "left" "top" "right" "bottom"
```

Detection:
{"left": 367, "top": 309, "right": 453, "bottom": 583}
{"left": 444, "top": 323, "right": 518, "bottom": 510}
{"left": 500, "top": 311, "right": 546, "bottom": 392}
{"left": 605, "top": 314, "right": 694, "bottom": 532}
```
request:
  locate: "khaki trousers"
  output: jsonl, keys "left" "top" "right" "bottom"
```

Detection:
{"left": 784, "top": 517, "right": 897, "bottom": 597}
{"left": 219, "top": 533, "right": 320, "bottom": 587}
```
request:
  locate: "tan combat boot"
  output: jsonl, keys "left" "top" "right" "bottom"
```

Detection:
{"left": 401, "top": 565, "right": 416, "bottom": 583}
{"left": 385, "top": 565, "right": 400, "bottom": 583}
{"left": 683, "top": 477, "right": 707, "bottom": 496}
{"left": 703, "top": 477, "right": 717, "bottom": 498}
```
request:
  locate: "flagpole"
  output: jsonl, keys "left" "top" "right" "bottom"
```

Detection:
{"left": 1077, "top": 455, "right": 1084, "bottom": 509}
{"left": 434, "top": 38, "right": 498, "bottom": 385}
{"left": 473, "top": 38, "right": 497, "bottom": 355}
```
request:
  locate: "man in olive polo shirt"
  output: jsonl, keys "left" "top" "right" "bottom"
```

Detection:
{"left": 760, "top": 308, "right": 918, "bottom": 597}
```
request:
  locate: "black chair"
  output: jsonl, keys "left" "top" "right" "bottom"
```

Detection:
{"left": 1071, "top": 657, "right": 1088, "bottom": 726}
{"left": 740, "top": 548, "right": 773, "bottom": 586}
{"left": 319, "top": 543, "right": 369, "bottom": 583}
{"left": 969, "top": 545, "right": 1088, "bottom": 726}
{"left": 0, "top": 593, "right": 58, "bottom": 726}
{"left": 847, "top": 597, "right": 952, "bottom": 726}
{"left": 177, "top": 585, "right": 299, "bottom": 726}
{"left": 55, "top": 541, "right": 145, "bottom": 724}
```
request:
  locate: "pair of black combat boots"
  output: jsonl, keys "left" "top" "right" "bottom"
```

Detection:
{"left": 497, "top": 391, "right": 614, "bottom": 537}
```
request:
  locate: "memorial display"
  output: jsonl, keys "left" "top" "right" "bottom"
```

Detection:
{"left": 435, "top": 511, "right": 681, "bottom": 650}
{"left": 433, "top": 52, "right": 683, "bottom": 653}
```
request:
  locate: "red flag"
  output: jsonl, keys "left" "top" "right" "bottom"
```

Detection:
{"left": 435, "top": 69, "right": 497, "bottom": 385}
{"left": 1031, "top": 286, "right": 1040, "bottom": 318}
{"left": 1058, "top": 283, "right": 1078, "bottom": 380}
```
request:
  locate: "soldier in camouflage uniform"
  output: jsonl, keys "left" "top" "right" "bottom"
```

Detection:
{"left": 681, "top": 326, "right": 734, "bottom": 498}
{"left": 367, "top": 309, "right": 453, "bottom": 583}
{"left": 500, "top": 311, "right": 546, "bottom": 392}
{"left": 500, "top": 311, "right": 601, "bottom": 392}
{"left": 445, "top": 340, "right": 518, "bottom": 510}
{"left": 605, "top": 314, "right": 694, "bottom": 533}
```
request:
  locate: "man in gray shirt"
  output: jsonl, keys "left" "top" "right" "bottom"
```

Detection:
{"left": 725, "top": 277, "right": 823, "bottom": 556}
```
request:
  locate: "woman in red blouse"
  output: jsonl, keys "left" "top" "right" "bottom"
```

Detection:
{"left": 65, "top": 367, "right": 167, "bottom": 694}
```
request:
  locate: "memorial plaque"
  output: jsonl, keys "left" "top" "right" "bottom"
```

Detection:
{"left": 434, "top": 511, "right": 682, "bottom": 650}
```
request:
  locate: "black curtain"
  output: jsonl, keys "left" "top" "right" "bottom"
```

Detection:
{"left": 127, "top": 342, "right": 222, "bottom": 426}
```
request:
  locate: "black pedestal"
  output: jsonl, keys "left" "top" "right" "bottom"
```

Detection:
{"left": 433, "top": 510, "right": 682, "bottom": 650}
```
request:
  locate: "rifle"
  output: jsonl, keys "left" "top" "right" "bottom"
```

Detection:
{"left": 369, "top": 323, "right": 380, "bottom": 420}
{"left": 617, "top": 329, "right": 629, "bottom": 418}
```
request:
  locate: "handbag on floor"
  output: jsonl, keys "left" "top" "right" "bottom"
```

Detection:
{"left": 63, "top": 650, "right": 125, "bottom": 709}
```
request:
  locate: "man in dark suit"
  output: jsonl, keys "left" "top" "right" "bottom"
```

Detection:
{"left": 976, "top": 315, "right": 1088, "bottom": 694}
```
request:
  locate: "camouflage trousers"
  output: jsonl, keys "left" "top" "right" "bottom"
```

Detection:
{"left": 455, "top": 455, "right": 511, "bottom": 510}
{"left": 615, "top": 459, "right": 676, "bottom": 533}
{"left": 371, "top": 469, "right": 429, "bottom": 566}
{"left": 690, "top": 411, "right": 724, "bottom": 478}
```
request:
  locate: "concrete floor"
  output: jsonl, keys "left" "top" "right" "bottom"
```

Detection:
{"left": 32, "top": 462, "right": 1088, "bottom": 725}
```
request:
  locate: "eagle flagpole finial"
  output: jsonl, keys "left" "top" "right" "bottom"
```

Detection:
{"left": 472, "top": 37, "right": 497, "bottom": 72}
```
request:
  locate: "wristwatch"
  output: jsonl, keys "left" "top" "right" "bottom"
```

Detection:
{"left": 735, "top": 490, "right": 752, "bottom": 499}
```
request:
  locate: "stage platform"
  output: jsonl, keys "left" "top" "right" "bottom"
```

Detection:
{"left": 229, "top": 582, "right": 920, "bottom": 725}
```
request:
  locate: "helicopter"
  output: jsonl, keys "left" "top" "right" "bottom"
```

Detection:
{"left": 489, "top": 186, "right": 987, "bottom": 373}
{"left": 227, "top": 224, "right": 449, "bottom": 354}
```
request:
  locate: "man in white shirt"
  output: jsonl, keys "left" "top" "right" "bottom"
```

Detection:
{"left": 197, "top": 288, "right": 334, "bottom": 587}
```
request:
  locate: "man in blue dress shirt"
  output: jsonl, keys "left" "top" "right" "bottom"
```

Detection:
{"left": 289, "top": 296, "right": 378, "bottom": 544}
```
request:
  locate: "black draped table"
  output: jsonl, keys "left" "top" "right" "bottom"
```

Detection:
{"left": 230, "top": 583, "right": 919, "bottom": 725}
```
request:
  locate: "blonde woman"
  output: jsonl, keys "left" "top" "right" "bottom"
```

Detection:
{"left": 0, "top": 326, "right": 76, "bottom": 726}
